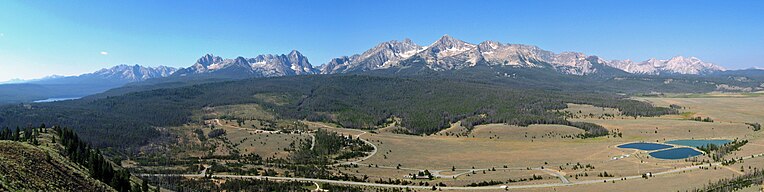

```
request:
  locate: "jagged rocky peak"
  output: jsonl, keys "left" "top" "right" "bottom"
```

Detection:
{"left": 91, "top": 64, "right": 177, "bottom": 81}
{"left": 605, "top": 56, "right": 724, "bottom": 75}
{"left": 433, "top": 34, "right": 471, "bottom": 46}
{"left": 477, "top": 40, "right": 503, "bottom": 51}
{"left": 553, "top": 52, "right": 590, "bottom": 67}
{"left": 414, "top": 35, "right": 481, "bottom": 70}
{"left": 176, "top": 51, "right": 317, "bottom": 77}
{"left": 196, "top": 54, "right": 223, "bottom": 66}
{"left": 250, "top": 50, "right": 315, "bottom": 75}
{"left": 319, "top": 35, "right": 726, "bottom": 76}
{"left": 233, "top": 56, "right": 248, "bottom": 64}
{"left": 320, "top": 35, "right": 604, "bottom": 74}
{"left": 285, "top": 50, "right": 316, "bottom": 75}
{"left": 478, "top": 41, "right": 547, "bottom": 67}
{"left": 373, "top": 39, "right": 419, "bottom": 53}
{"left": 320, "top": 38, "right": 425, "bottom": 74}
{"left": 418, "top": 35, "right": 601, "bottom": 74}
{"left": 427, "top": 34, "right": 476, "bottom": 55}
{"left": 319, "top": 56, "right": 353, "bottom": 74}
{"left": 664, "top": 56, "right": 725, "bottom": 74}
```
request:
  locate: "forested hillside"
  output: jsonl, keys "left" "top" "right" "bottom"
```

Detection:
{"left": 0, "top": 126, "right": 121, "bottom": 191}
{"left": 357, "top": 64, "right": 758, "bottom": 93}
{"left": 0, "top": 74, "right": 676, "bottom": 150}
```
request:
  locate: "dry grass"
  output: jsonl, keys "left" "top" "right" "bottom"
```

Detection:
{"left": 220, "top": 124, "right": 310, "bottom": 159}
{"left": 562, "top": 103, "right": 621, "bottom": 117}
{"left": 209, "top": 103, "right": 275, "bottom": 120}
{"left": 0, "top": 133, "right": 113, "bottom": 191}
{"left": 300, "top": 94, "right": 764, "bottom": 189}
{"left": 141, "top": 93, "right": 764, "bottom": 190}
{"left": 510, "top": 168, "right": 741, "bottom": 192}
{"left": 638, "top": 95, "right": 764, "bottom": 124}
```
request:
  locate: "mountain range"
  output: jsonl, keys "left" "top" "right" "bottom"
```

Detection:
{"left": 173, "top": 50, "right": 317, "bottom": 78}
{"left": 98, "top": 34, "right": 728, "bottom": 81}
{"left": 31, "top": 64, "right": 177, "bottom": 84}
{"left": 14, "top": 34, "right": 729, "bottom": 84}
{"left": 0, "top": 65, "right": 176, "bottom": 103}
{"left": 321, "top": 35, "right": 724, "bottom": 75}
{"left": 0, "top": 35, "right": 755, "bottom": 104}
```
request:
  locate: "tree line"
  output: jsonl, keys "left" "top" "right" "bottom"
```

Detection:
{"left": 0, "top": 125, "right": 41, "bottom": 145}
{"left": 692, "top": 168, "right": 764, "bottom": 192}
{"left": 54, "top": 126, "right": 134, "bottom": 192}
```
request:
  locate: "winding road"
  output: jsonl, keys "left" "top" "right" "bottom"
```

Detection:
{"left": 302, "top": 121, "right": 379, "bottom": 167}
{"left": 140, "top": 152, "right": 764, "bottom": 190}
{"left": 330, "top": 131, "right": 378, "bottom": 166}
{"left": 142, "top": 121, "right": 764, "bottom": 190}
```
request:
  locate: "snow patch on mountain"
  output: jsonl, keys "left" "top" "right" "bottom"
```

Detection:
{"left": 88, "top": 64, "right": 177, "bottom": 82}
{"left": 320, "top": 35, "right": 725, "bottom": 76}
{"left": 176, "top": 50, "right": 317, "bottom": 77}
{"left": 605, "top": 56, "right": 724, "bottom": 75}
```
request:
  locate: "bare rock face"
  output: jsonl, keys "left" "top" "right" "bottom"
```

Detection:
{"left": 175, "top": 50, "right": 318, "bottom": 77}
{"left": 320, "top": 39, "right": 424, "bottom": 74}
{"left": 322, "top": 35, "right": 632, "bottom": 75}
{"left": 86, "top": 64, "right": 177, "bottom": 82}
{"left": 120, "top": 35, "right": 724, "bottom": 78}
{"left": 605, "top": 56, "right": 724, "bottom": 75}
{"left": 319, "top": 34, "right": 725, "bottom": 76}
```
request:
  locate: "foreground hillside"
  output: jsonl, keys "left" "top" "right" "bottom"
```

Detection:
{"left": 0, "top": 141, "right": 113, "bottom": 191}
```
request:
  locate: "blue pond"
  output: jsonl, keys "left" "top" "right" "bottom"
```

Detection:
{"left": 665, "top": 139, "right": 732, "bottom": 148}
{"left": 617, "top": 143, "right": 673, "bottom": 151}
{"left": 649, "top": 148, "right": 703, "bottom": 159}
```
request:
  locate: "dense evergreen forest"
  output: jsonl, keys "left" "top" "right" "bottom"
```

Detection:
{"left": 289, "top": 129, "right": 374, "bottom": 165}
{"left": 54, "top": 126, "right": 134, "bottom": 191}
{"left": 0, "top": 74, "right": 676, "bottom": 150}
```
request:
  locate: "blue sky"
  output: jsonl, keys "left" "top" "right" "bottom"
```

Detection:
{"left": 1, "top": 0, "right": 763, "bottom": 81}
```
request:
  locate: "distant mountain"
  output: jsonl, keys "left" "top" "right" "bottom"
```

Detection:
{"left": 606, "top": 56, "right": 724, "bottom": 75}
{"left": 0, "top": 64, "right": 176, "bottom": 104}
{"left": 31, "top": 64, "right": 177, "bottom": 85}
{"left": 173, "top": 50, "right": 317, "bottom": 78}
{"left": 0, "top": 78, "right": 30, "bottom": 84}
{"left": 90, "top": 36, "right": 754, "bottom": 102}
{"left": 86, "top": 51, "right": 321, "bottom": 99}
{"left": 319, "top": 34, "right": 725, "bottom": 76}
{"left": 1, "top": 35, "right": 746, "bottom": 104}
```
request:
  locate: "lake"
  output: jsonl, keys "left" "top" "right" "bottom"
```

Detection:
{"left": 33, "top": 97, "right": 81, "bottom": 103}
{"left": 665, "top": 139, "right": 733, "bottom": 148}
{"left": 617, "top": 142, "right": 674, "bottom": 151}
{"left": 649, "top": 148, "right": 703, "bottom": 159}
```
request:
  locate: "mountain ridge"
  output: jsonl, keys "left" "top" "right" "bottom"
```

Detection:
{"left": 0, "top": 64, "right": 177, "bottom": 104}
{"left": 14, "top": 64, "right": 177, "bottom": 85}
{"left": 0, "top": 35, "right": 747, "bottom": 104}
{"left": 6, "top": 35, "right": 729, "bottom": 84}
{"left": 173, "top": 50, "right": 317, "bottom": 78}
{"left": 319, "top": 34, "right": 725, "bottom": 76}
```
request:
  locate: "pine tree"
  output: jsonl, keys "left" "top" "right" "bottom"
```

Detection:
{"left": 142, "top": 179, "right": 149, "bottom": 192}
{"left": 0, "top": 127, "right": 9, "bottom": 140}
{"left": 13, "top": 127, "right": 20, "bottom": 141}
